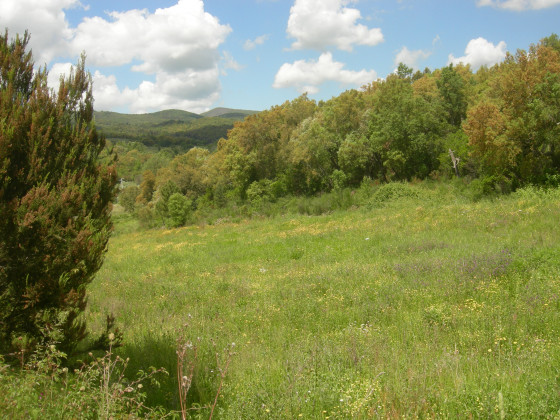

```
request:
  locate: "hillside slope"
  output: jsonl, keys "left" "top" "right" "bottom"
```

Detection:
{"left": 94, "top": 107, "right": 258, "bottom": 150}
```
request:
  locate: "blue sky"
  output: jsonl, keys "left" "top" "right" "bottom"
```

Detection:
{"left": 1, "top": 0, "right": 559, "bottom": 113}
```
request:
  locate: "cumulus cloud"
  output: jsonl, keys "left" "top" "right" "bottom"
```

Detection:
{"left": 244, "top": 34, "right": 269, "bottom": 50}
{"left": 220, "top": 51, "right": 244, "bottom": 76}
{"left": 91, "top": 69, "right": 221, "bottom": 114}
{"left": 448, "top": 37, "right": 507, "bottom": 69}
{"left": 476, "top": 0, "right": 560, "bottom": 10}
{"left": 273, "top": 52, "right": 377, "bottom": 94}
{"left": 71, "top": 0, "right": 231, "bottom": 73}
{"left": 0, "top": 0, "right": 82, "bottom": 65}
{"left": 0, "top": 0, "right": 232, "bottom": 113}
{"left": 394, "top": 46, "right": 431, "bottom": 70}
{"left": 287, "top": 0, "right": 384, "bottom": 51}
{"left": 46, "top": 62, "right": 74, "bottom": 93}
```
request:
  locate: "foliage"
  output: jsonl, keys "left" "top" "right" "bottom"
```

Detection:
{"left": 367, "top": 181, "right": 419, "bottom": 207}
{"left": 167, "top": 193, "right": 191, "bottom": 228}
{"left": 465, "top": 40, "right": 560, "bottom": 184}
{"left": 119, "top": 185, "right": 140, "bottom": 213}
{"left": 0, "top": 336, "right": 167, "bottom": 418}
{"left": 92, "top": 33, "right": 560, "bottom": 230}
{"left": 0, "top": 31, "right": 117, "bottom": 354}
{"left": 365, "top": 75, "right": 448, "bottom": 181}
{"left": 437, "top": 64, "right": 468, "bottom": 127}
{"left": 138, "top": 170, "right": 156, "bottom": 204}
{"left": 154, "top": 180, "right": 181, "bottom": 225}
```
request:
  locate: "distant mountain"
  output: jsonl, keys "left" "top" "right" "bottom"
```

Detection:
{"left": 94, "top": 107, "right": 259, "bottom": 150}
{"left": 95, "top": 109, "right": 202, "bottom": 125}
{"left": 201, "top": 107, "right": 258, "bottom": 118}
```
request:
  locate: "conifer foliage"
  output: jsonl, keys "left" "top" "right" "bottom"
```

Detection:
{"left": 0, "top": 32, "right": 117, "bottom": 353}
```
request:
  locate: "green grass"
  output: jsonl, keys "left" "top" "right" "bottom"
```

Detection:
{"left": 80, "top": 183, "right": 560, "bottom": 418}
{"left": 3, "top": 182, "right": 558, "bottom": 418}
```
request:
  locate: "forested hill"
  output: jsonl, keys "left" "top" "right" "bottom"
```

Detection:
{"left": 94, "top": 108, "right": 258, "bottom": 150}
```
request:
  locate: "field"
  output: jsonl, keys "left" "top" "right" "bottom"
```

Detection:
{"left": 81, "top": 183, "right": 560, "bottom": 418}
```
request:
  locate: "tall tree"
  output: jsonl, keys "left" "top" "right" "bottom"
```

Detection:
{"left": 365, "top": 75, "right": 447, "bottom": 181}
{"left": 0, "top": 32, "right": 117, "bottom": 353}
{"left": 437, "top": 64, "right": 468, "bottom": 127}
{"left": 465, "top": 40, "right": 560, "bottom": 183}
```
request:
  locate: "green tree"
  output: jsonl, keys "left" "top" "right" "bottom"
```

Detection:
{"left": 167, "top": 193, "right": 191, "bottom": 228}
{"left": 396, "top": 63, "right": 414, "bottom": 81}
{"left": 337, "top": 133, "right": 374, "bottom": 186}
{"left": 155, "top": 180, "right": 180, "bottom": 224}
{"left": 437, "top": 64, "right": 468, "bottom": 127}
{"left": 542, "top": 33, "right": 560, "bottom": 53}
{"left": 119, "top": 185, "right": 140, "bottom": 213}
{"left": 366, "top": 75, "right": 447, "bottom": 181}
{"left": 0, "top": 32, "right": 117, "bottom": 353}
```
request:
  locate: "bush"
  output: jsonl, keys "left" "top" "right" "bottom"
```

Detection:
{"left": 367, "top": 182, "right": 419, "bottom": 207}
{"left": 119, "top": 185, "right": 140, "bottom": 213}
{"left": 0, "top": 32, "right": 117, "bottom": 354}
{"left": 167, "top": 193, "right": 192, "bottom": 228}
{"left": 137, "top": 205, "right": 157, "bottom": 229}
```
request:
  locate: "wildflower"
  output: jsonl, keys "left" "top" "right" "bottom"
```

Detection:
{"left": 488, "top": 349, "right": 492, "bottom": 352}
{"left": 108, "top": 333, "right": 115, "bottom": 342}
{"left": 138, "top": 384, "right": 143, "bottom": 389}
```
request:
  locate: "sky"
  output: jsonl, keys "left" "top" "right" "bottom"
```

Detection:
{"left": 1, "top": 0, "right": 559, "bottom": 114}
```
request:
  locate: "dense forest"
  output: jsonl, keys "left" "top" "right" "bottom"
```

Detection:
{"left": 112, "top": 34, "right": 560, "bottom": 228}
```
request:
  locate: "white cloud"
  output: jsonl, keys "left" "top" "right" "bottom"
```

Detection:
{"left": 92, "top": 69, "right": 221, "bottom": 114}
{"left": 0, "top": 0, "right": 81, "bottom": 65}
{"left": 221, "top": 51, "right": 244, "bottom": 75}
{"left": 47, "top": 62, "right": 74, "bottom": 93}
{"left": 273, "top": 52, "right": 377, "bottom": 94}
{"left": 394, "top": 46, "right": 431, "bottom": 70}
{"left": 71, "top": 0, "right": 231, "bottom": 73}
{"left": 74, "top": 0, "right": 231, "bottom": 112}
{"left": 448, "top": 37, "right": 507, "bottom": 69}
{"left": 477, "top": 0, "right": 560, "bottom": 10}
{"left": 244, "top": 34, "right": 269, "bottom": 50}
{"left": 0, "top": 0, "right": 232, "bottom": 113}
{"left": 287, "top": 0, "right": 384, "bottom": 51}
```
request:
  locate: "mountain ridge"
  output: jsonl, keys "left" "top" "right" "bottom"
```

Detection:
{"left": 93, "top": 107, "right": 259, "bottom": 150}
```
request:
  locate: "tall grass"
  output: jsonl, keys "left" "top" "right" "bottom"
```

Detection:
{"left": 3, "top": 182, "right": 560, "bottom": 418}
{"left": 78, "top": 182, "right": 560, "bottom": 417}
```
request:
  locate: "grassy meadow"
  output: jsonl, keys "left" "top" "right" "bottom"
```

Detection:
{"left": 81, "top": 182, "right": 560, "bottom": 418}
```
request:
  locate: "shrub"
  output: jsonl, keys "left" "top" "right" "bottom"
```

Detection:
{"left": 118, "top": 185, "right": 140, "bottom": 213}
{"left": 0, "top": 32, "right": 117, "bottom": 354}
{"left": 367, "top": 182, "right": 419, "bottom": 207}
{"left": 167, "top": 193, "right": 191, "bottom": 228}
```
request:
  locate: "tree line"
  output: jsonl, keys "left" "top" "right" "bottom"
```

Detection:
{"left": 121, "top": 34, "right": 560, "bottom": 228}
